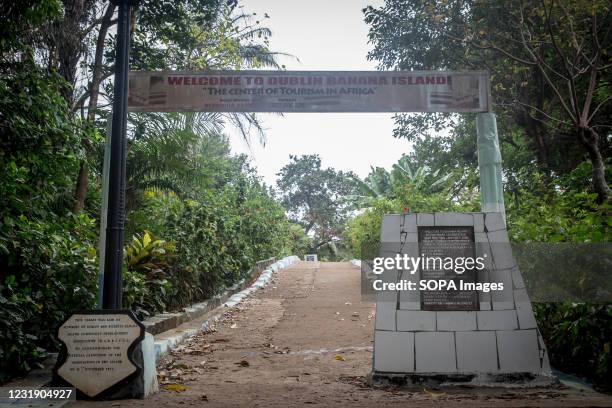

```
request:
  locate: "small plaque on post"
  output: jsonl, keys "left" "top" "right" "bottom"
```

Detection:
{"left": 54, "top": 311, "right": 144, "bottom": 398}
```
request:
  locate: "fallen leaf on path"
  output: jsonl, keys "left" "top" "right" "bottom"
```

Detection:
{"left": 423, "top": 388, "right": 446, "bottom": 398}
{"left": 164, "top": 384, "right": 188, "bottom": 392}
{"left": 334, "top": 355, "right": 346, "bottom": 361}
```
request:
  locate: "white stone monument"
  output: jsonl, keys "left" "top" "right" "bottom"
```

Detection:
{"left": 372, "top": 212, "right": 554, "bottom": 385}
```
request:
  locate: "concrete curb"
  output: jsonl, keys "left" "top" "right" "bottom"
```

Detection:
{"left": 153, "top": 255, "right": 300, "bottom": 359}
{"left": 143, "top": 257, "right": 276, "bottom": 335}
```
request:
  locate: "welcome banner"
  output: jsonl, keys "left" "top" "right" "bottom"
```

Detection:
{"left": 128, "top": 70, "right": 491, "bottom": 113}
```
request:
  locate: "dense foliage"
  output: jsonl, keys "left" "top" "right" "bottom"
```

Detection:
{"left": 0, "top": 0, "right": 303, "bottom": 383}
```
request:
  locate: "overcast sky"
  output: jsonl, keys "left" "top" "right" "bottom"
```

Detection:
{"left": 227, "top": 0, "right": 411, "bottom": 186}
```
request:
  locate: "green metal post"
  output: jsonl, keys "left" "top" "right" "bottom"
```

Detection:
{"left": 476, "top": 112, "right": 506, "bottom": 223}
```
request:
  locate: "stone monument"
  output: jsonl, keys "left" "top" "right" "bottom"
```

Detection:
{"left": 371, "top": 212, "right": 554, "bottom": 385}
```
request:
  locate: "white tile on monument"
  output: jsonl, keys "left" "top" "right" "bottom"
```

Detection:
{"left": 484, "top": 212, "right": 505, "bottom": 232}
{"left": 399, "top": 244, "right": 419, "bottom": 265}
{"left": 478, "top": 269, "right": 492, "bottom": 310}
{"left": 537, "top": 331, "right": 552, "bottom": 375}
{"left": 380, "top": 214, "right": 402, "bottom": 242}
{"left": 475, "top": 232, "right": 488, "bottom": 242}
{"left": 490, "top": 268, "right": 515, "bottom": 310}
{"left": 514, "top": 288, "right": 538, "bottom": 330}
{"left": 397, "top": 310, "right": 436, "bottom": 331}
{"left": 374, "top": 330, "right": 414, "bottom": 373}
{"left": 403, "top": 213, "right": 417, "bottom": 233}
{"left": 487, "top": 229, "right": 510, "bottom": 243}
{"left": 511, "top": 267, "right": 526, "bottom": 289}
{"left": 398, "top": 270, "right": 420, "bottom": 309}
{"left": 477, "top": 310, "right": 518, "bottom": 331}
{"left": 497, "top": 330, "right": 541, "bottom": 373}
{"left": 435, "top": 212, "right": 474, "bottom": 226}
{"left": 398, "top": 301, "right": 421, "bottom": 310}
{"left": 417, "top": 213, "right": 434, "bottom": 226}
{"left": 375, "top": 299, "right": 397, "bottom": 331}
{"left": 488, "top": 240, "right": 516, "bottom": 269}
{"left": 415, "top": 332, "right": 457, "bottom": 373}
{"left": 405, "top": 231, "right": 419, "bottom": 242}
{"left": 541, "top": 351, "right": 552, "bottom": 374}
{"left": 456, "top": 331, "right": 498, "bottom": 372}
{"left": 436, "top": 311, "right": 477, "bottom": 331}
{"left": 473, "top": 213, "right": 485, "bottom": 232}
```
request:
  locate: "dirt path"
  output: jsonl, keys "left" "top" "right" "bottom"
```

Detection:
{"left": 71, "top": 261, "right": 612, "bottom": 407}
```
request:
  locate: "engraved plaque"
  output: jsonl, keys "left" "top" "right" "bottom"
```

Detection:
{"left": 55, "top": 311, "right": 144, "bottom": 397}
{"left": 418, "top": 226, "right": 479, "bottom": 311}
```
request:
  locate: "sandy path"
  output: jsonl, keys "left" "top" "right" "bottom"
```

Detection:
{"left": 69, "top": 261, "right": 612, "bottom": 407}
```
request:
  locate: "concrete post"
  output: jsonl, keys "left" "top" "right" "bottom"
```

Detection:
{"left": 476, "top": 112, "right": 506, "bottom": 223}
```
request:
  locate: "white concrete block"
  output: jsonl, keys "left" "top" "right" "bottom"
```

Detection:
{"left": 398, "top": 301, "right": 421, "bottom": 310}
{"left": 488, "top": 239, "right": 516, "bottom": 269}
{"left": 537, "top": 332, "right": 552, "bottom": 375}
{"left": 381, "top": 214, "right": 402, "bottom": 242}
{"left": 379, "top": 242, "right": 402, "bottom": 257}
{"left": 515, "top": 288, "right": 537, "bottom": 329}
{"left": 374, "top": 330, "right": 414, "bottom": 373}
{"left": 417, "top": 213, "right": 434, "bottom": 226}
{"left": 511, "top": 267, "right": 525, "bottom": 289}
{"left": 397, "top": 310, "right": 436, "bottom": 331}
{"left": 487, "top": 229, "right": 510, "bottom": 243}
{"left": 403, "top": 233, "right": 419, "bottom": 244}
{"left": 436, "top": 311, "right": 477, "bottom": 331}
{"left": 475, "top": 232, "right": 488, "bottom": 242}
{"left": 398, "top": 270, "right": 420, "bottom": 309}
{"left": 456, "top": 331, "right": 498, "bottom": 372}
{"left": 475, "top": 241, "right": 494, "bottom": 270}
{"left": 477, "top": 269, "right": 492, "bottom": 310}
{"left": 477, "top": 310, "right": 518, "bottom": 330}
{"left": 415, "top": 332, "right": 457, "bottom": 373}
{"left": 485, "top": 212, "right": 505, "bottom": 232}
{"left": 473, "top": 213, "right": 485, "bottom": 232}
{"left": 490, "top": 268, "right": 514, "bottom": 310}
{"left": 435, "top": 212, "right": 474, "bottom": 226}
{"left": 375, "top": 299, "right": 397, "bottom": 331}
{"left": 403, "top": 214, "right": 417, "bottom": 233}
{"left": 497, "top": 330, "right": 541, "bottom": 373}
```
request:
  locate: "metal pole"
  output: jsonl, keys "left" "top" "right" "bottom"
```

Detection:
{"left": 476, "top": 112, "right": 506, "bottom": 223}
{"left": 97, "top": 116, "right": 113, "bottom": 308}
{"left": 103, "top": 0, "right": 132, "bottom": 309}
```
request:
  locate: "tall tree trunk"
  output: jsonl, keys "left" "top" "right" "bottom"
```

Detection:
{"left": 580, "top": 127, "right": 610, "bottom": 203}
{"left": 73, "top": 3, "right": 116, "bottom": 213}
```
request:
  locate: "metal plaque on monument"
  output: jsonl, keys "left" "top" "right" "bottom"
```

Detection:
{"left": 418, "top": 226, "right": 479, "bottom": 311}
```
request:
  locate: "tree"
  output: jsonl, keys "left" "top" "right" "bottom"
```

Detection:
{"left": 276, "top": 155, "right": 357, "bottom": 250}
{"left": 351, "top": 155, "right": 454, "bottom": 208}
{"left": 364, "top": 0, "right": 611, "bottom": 201}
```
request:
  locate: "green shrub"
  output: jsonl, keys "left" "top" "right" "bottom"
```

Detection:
{"left": 0, "top": 214, "right": 98, "bottom": 382}
{"left": 123, "top": 231, "right": 174, "bottom": 319}
{"left": 534, "top": 303, "right": 611, "bottom": 391}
